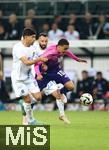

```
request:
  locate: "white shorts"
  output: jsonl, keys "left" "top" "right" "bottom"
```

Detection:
{"left": 11, "top": 76, "right": 40, "bottom": 97}
{"left": 43, "top": 81, "right": 64, "bottom": 96}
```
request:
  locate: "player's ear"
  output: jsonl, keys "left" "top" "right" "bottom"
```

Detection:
{"left": 57, "top": 45, "right": 60, "bottom": 50}
{"left": 58, "top": 45, "right": 62, "bottom": 49}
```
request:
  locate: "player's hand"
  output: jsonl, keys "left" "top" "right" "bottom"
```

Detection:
{"left": 41, "top": 64, "right": 48, "bottom": 72}
{"left": 78, "top": 58, "right": 87, "bottom": 63}
{"left": 39, "top": 57, "right": 48, "bottom": 62}
{"left": 37, "top": 74, "right": 43, "bottom": 80}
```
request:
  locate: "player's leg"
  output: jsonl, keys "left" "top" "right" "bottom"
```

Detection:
{"left": 54, "top": 69, "right": 75, "bottom": 95}
{"left": 43, "top": 81, "right": 70, "bottom": 124}
{"left": 60, "top": 80, "right": 75, "bottom": 94}
{"left": 22, "top": 94, "right": 36, "bottom": 125}
{"left": 21, "top": 76, "right": 48, "bottom": 125}
{"left": 52, "top": 90, "right": 70, "bottom": 124}
{"left": 19, "top": 99, "right": 27, "bottom": 125}
{"left": 20, "top": 94, "right": 38, "bottom": 125}
{"left": 49, "top": 70, "right": 73, "bottom": 123}
{"left": 11, "top": 79, "right": 36, "bottom": 125}
{"left": 23, "top": 79, "right": 42, "bottom": 124}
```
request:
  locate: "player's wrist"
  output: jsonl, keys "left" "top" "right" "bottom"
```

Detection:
{"left": 34, "top": 57, "right": 41, "bottom": 63}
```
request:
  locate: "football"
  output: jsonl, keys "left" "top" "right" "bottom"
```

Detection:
{"left": 80, "top": 93, "right": 93, "bottom": 106}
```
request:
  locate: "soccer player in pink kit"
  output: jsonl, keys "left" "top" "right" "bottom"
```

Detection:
{"left": 34, "top": 39, "right": 87, "bottom": 122}
{"left": 35, "top": 39, "right": 87, "bottom": 92}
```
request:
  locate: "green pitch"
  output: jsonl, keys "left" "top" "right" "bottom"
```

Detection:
{"left": 0, "top": 111, "right": 109, "bottom": 150}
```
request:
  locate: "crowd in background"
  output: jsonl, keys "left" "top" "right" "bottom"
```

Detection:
{"left": 0, "top": 8, "right": 109, "bottom": 110}
{"left": 72, "top": 70, "right": 109, "bottom": 101}
{"left": 0, "top": 49, "right": 109, "bottom": 110}
{"left": 0, "top": 57, "right": 109, "bottom": 106}
{"left": 0, "top": 50, "right": 9, "bottom": 109}
{"left": 0, "top": 9, "right": 109, "bottom": 41}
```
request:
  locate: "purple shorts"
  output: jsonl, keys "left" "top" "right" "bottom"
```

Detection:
{"left": 37, "top": 69, "right": 70, "bottom": 90}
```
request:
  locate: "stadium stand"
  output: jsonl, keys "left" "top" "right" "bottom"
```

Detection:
{"left": 0, "top": 0, "right": 109, "bottom": 111}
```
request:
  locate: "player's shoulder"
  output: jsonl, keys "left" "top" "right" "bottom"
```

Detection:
{"left": 13, "top": 41, "right": 22, "bottom": 49}
{"left": 13, "top": 42, "right": 26, "bottom": 55}
{"left": 33, "top": 41, "right": 41, "bottom": 51}
{"left": 48, "top": 44, "right": 56, "bottom": 49}
{"left": 33, "top": 41, "right": 38, "bottom": 47}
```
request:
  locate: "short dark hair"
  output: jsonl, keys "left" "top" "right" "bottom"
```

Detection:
{"left": 58, "top": 39, "right": 69, "bottom": 46}
{"left": 22, "top": 28, "right": 36, "bottom": 37}
{"left": 82, "top": 70, "right": 88, "bottom": 74}
{"left": 39, "top": 32, "right": 48, "bottom": 37}
{"left": 97, "top": 71, "right": 102, "bottom": 75}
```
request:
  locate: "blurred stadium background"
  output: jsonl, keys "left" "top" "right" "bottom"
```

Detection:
{"left": 0, "top": 0, "right": 109, "bottom": 112}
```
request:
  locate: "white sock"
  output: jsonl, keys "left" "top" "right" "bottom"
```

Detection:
{"left": 56, "top": 99, "right": 65, "bottom": 116}
{"left": 23, "top": 102, "right": 34, "bottom": 122}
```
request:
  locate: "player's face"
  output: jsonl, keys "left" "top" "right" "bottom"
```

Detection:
{"left": 26, "top": 34, "right": 36, "bottom": 46}
{"left": 38, "top": 36, "right": 48, "bottom": 50}
{"left": 58, "top": 45, "right": 69, "bottom": 55}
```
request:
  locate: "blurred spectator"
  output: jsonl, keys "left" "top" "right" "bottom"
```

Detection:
{"left": 0, "top": 71, "right": 10, "bottom": 103}
{"left": 92, "top": 72, "right": 108, "bottom": 99}
{"left": 0, "top": 24, "right": 8, "bottom": 40}
{"left": 0, "top": 10, "right": 7, "bottom": 29}
{"left": 27, "top": 9, "right": 36, "bottom": 19}
{"left": 27, "top": 9, "right": 37, "bottom": 30}
{"left": 80, "top": 12, "right": 94, "bottom": 39}
{"left": 48, "top": 23, "right": 64, "bottom": 41}
{"left": 0, "top": 10, "right": 8, "bottom": 40}
{"left": 24, "top": 18, "right": 34, "bottom": 29}
{"left": 53, "top": 15, "right": 66, "bottom": 31}
{"left": 93, "top": 14, "right": 106, "bottom": 39}
{"left": 64, "top": 24, "right": 80, "bottom": 40}
{"left": 0, "top": 49, "right": 2, "bottom": 71}
{"left": 88, "top": 68, "right": 96, "bottom": 83}
{"left": 103, "top": 18, "right": 109, "bottom": 39}
{"left": 7, "top": 13, "right": 21, "bottom": 40}
{"left": 40, "top": 23, "right": 50, "bottom": 35}
{"left": 68, "top": 13, "right": 80, "bottom": 31}
{"left": 76, "top": 70, "right": 92, "bottom": 98}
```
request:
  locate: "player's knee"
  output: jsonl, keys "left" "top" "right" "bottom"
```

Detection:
{"left": 52, "top": 90, "right": 61, "bottom": 99}
{"left": 66, "top": 82, "right": 75, "bottom": 91}
{"left": 35, "top": 93, "right": 42, "bottom": 101}
{"left": 23, "top": 95, "right": 31, "bottom": 103}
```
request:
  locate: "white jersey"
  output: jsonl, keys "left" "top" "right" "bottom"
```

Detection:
{"left": 11, "top": 41, "right": 36, "bottom": 81}
{"left": 64, "top": 30, "right": 80, "bottom": 40}
{"left": 31, "top": 41, "right": 45, "bottom": 77}
{"left": 48, "top": 29, "right": 64, "bottom": 41}
{"left": 33, "top": 41, "right": 45, "bottom": 56}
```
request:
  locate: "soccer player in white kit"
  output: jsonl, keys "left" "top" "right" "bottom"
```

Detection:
{"left": 11, "top": 28, "right": 47, "bottom": 125}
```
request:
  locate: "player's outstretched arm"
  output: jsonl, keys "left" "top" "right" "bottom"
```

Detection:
{"left": 20, "top": 56, "right": 48, "bottom": 66}
{"left": 34, "top": 63, "right": 43, "bottom": 80}
{"left": 77, "top": 58, "right": 87, "bottom": 63}
{"left": 66, "top": 50, "right": 87, "bottom": 63}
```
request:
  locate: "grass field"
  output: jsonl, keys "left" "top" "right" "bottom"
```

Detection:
{"left": 0, "top": 110, "right": 109, "bottom": 150}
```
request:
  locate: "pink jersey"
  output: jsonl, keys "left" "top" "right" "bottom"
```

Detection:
{"left": 34, "top": 44, "right": 79, "bottom": 76}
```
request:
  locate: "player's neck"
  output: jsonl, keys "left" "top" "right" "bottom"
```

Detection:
{"left": 22, "top": 40, "right": 30, "bottom": 47}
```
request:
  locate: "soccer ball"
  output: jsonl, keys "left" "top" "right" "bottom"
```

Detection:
{"left": 80, "top": 93, "right": 93, "bottom": 106}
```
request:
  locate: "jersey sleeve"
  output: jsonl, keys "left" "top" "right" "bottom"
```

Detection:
{"left": 41, "top": 45, "right": 57, "bottom": 59}
{"left": 65, "top": 50, "right": 79, "bottom": 61}
{"left": 34, "top": 45, "right": 57, "bottom": 76}
{"left": 34, "top": 62, "right": 42, "bottom": 76}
